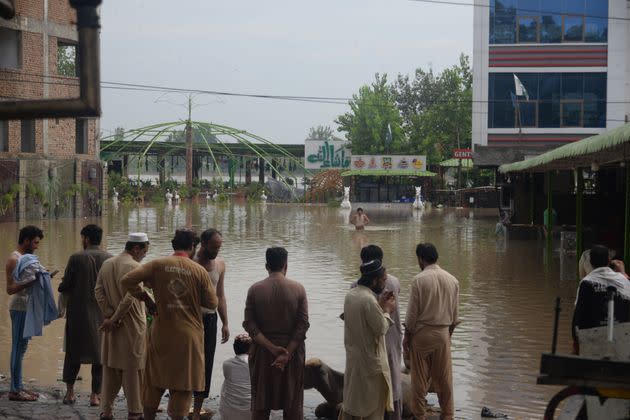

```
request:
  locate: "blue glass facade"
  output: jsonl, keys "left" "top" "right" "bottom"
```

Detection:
{"left": 488, "top": 72, "right": 607, "bottom": 128}
{"left": 490, "top": 0, "right": 608, "bottom": 44}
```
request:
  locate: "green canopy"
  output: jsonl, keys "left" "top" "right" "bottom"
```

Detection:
{"left": 341, "top": 169, "right": 436, "bottom": 177}
{"left": 439, "top": 158, "right": 474, "bottom": 168}
{"left": 499, "top": 123, "right": 630, "bottom": 173}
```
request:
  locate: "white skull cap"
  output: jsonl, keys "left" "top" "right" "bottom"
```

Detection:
{"left": 128, "top": 232, "right": 149, "bottom": 243}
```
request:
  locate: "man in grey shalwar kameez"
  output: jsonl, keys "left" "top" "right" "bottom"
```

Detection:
{"left": 59, "top": 224, "right": 112, "bottom": 406}
{"left": 352, "top": 245, "right": 403, "bottom": 420}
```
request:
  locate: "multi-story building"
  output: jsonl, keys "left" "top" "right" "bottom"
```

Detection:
{"left": 0, "top": 0, "right": 102, "bottom": 222}
{"left": 472, "top": 0, "right": 630, "bottom": 167}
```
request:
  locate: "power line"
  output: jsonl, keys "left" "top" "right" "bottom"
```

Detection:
{"left": 408, "top": 0, "right": 630, "bottom": 22}
{"left": 3, "top": 76, "right": 630, "bottom": 106}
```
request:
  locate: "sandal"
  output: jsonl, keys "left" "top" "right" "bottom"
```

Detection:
{"left": 23, "top": 389, "right": 39, "bottom": 398}
{"left": 8, "top": 391, "right": 38, "bottom": 402}
{"left": 90, "top": 396, "right": 101, "bottom": 407}
{"left": 62, "top": 395, "right": 76, "bottom": 405}
{"left": 99, "top": 413, "right": 114, "bottom": 420}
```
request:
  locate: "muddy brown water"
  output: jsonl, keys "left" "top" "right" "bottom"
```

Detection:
{"left": 0, "top": 203, "right": 577, "bottom": 418}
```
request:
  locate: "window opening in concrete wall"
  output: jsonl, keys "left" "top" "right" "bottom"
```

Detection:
{"left": 0, "top": 120, "right": 8, "bottom": 152}
{"left": 0, "top": 27, "right": 21, "bottom": 69}
{"left": 21, "top": 119, "right": 35, "bottom": 153}
{"left": 57, "top": 42, "right": 77, "bottom": 77}
{"left": 76, "top": 118, "right": 88, "bottom": 154}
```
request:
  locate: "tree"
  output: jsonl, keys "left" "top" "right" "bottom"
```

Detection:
{"left": 306, "top": 125, "right": 342, "bottom": 142}
{"left": 393, "top": 54, "right": 472, "bottom": 163}
{"left": 57, "top": 45, "right": 76, "bottom": 77}
{"left": 335, "top": 74, "right": 405, "bottom": 154}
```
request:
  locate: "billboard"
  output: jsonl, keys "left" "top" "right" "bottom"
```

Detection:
{"left": 350, "top": 155, "right": 426, "bottom": 172}
{"left": 305, "top": 140, "right": 351, "bottom": 169}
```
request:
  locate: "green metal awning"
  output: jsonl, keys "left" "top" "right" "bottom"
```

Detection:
{"left": 439, "top": 158, "right": 474, "bottom": 168}
{"left": 341, "top": 169, "right": 436, "bottom": 177}
{"left": 499, "top": 123, "right": 630, "bottom": 173}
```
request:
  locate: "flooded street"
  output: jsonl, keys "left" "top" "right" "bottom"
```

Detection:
{"left": 0, "top": 202, "right": 576, "bottom": 418}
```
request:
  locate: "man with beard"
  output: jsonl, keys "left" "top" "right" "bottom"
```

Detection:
{"left": 59, "top": 224, "right": 112, "bottom": 406}
{"left": 95, "top": 232, "right": 150, "bottom": 420}
{"left": 192, "top": 228, "right": 230, "bottom": 420}
{"left": 352, "top": 245, "right": 403, "bottom": 420}
{"left": 5, "top": 226, "right": 49, "bottom": 402}
{"left": 122, "top": 229, "right": 217, "bottom": 420}
{"left": 404, "top": 243, "right": 459, "bottom": 420}
{"left": 340, "top": 259, "right": 396, "bottom": 420}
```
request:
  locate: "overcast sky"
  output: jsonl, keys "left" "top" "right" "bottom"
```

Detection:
{"left": 100, "top": 0, "right": 472, "bottom": 144}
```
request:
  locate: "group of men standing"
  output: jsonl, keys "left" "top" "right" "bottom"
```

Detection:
{"left": 340, "top": 243, "right": 459, "bottom": 420}
{"left": 6, "top": 222, "right": 463, "bottom": 420}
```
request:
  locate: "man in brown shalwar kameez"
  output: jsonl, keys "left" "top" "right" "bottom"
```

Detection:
{"left": 121, "top": 229, "right": 217, "bottom": 420}
{"left": 243, "top": 247, "right": 309, "bottom": 420}
{"left": 58, "top": 224, "right": 112, "bottom": 406}
{"left": 95, "top": 232, "right": 150, "bottom": 420}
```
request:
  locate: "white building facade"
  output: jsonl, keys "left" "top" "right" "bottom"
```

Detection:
{"left": 472, "top": 0, "right": 630, "bottom": 166}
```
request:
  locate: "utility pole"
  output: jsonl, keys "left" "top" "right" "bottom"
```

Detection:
{"left": 185, "top": 95, "right": 193, "bottom": 189}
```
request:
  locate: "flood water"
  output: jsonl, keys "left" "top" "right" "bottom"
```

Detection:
{"left": 0, "top": 202, "right": 578, "bottom": 418}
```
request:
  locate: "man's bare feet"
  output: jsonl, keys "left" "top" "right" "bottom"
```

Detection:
{"left": 89, "top": 392, "right": 100, "bottom": 407}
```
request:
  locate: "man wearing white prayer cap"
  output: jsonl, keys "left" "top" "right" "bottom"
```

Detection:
{"left": 95, "top": 232, "right": 150, "bottom": 420}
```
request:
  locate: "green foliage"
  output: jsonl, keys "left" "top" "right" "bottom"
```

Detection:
{"left": 335, "top": 54, "right": 473, "bottom": 167}
{"left": 57, "top": 44, "right": 76, "bottom": 77}
{"left": 307, "top": 125, "right": 342, "bottom": 142}
{"left": 25, "top": 182, "right": 46, "bottom": 203}
{"left": 0, "top": 184, "right": 20, "bottom": 216}
{"left": 336, "top": 73, "right": 405, "bottom": 154}
{"left": 393, "top": 54, "right": 472, "bottom": 163}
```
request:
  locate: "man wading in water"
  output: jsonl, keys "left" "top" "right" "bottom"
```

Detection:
{"left": 350, "top": 208, "right": 370, "bottom": 230}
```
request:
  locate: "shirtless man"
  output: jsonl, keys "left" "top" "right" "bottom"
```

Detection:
{"left": 192, "top": 228, "right": 229, "bottom": 420}
{"left": 5, "top": 225, "right": 44, "bottom": 402}
{"left": 350, "top": 208, "right": 370, "bottom": 230}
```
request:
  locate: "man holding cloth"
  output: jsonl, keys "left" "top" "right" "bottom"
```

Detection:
{"left": 340, "top": 259, "right": 396, "bottom": 420}
{"left": 122, "top": 229, "right": 217, "bottom": 420}
{"left": 95, "top": 232, "right": 150, "bottom": 420}
{"left": 404, "top": 243, "right": 459, "bottom": 420}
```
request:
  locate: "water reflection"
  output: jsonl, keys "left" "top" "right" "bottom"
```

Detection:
{"left": 0, "top": 203, "right": 575, "bottom": 418}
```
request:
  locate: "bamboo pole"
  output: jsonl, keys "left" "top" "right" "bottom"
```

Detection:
{"left": 529, "top": 173, "right": 535, "bottom": 225}
{"left": 576, "top": 168, "right": 584, "bottom": 280}
{"left": 546, "top": 172, "right": 553, "bottom": 261}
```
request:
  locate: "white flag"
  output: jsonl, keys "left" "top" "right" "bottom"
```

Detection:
{"left": 513, "top": 74, "right": 529, "bottom": 101}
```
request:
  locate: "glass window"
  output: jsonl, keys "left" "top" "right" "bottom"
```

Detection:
{"left": 562, "top": 0, "right": 584, "bottom": 15}
{"left": 517, "top": 101, "right": 538, "bottom": 127}
{"left": 516, "top": 73, "right": 539, "bottom": 99}
{"left": 76, "top": 119, "right": 88, "bottom": 154}
{"left": 539, "top": 73, "right": 560, "bottom": 100}
{"left": 562, "top": 73, "right": 583, "bottom": 99}
{"left": 518, "top": 0, "right": 540, "bottom": 14}
{"left": 540, "top": 15, "right": 562, "bottom": 43}
{"left": 490, "top": 100, "right": 516, "bottom": 128}
{"left": 0, "top": 120, "right": 7, "bottom": 152}
{"left": 518, "top": 16, "right": 540, "bottom": 42}
{"left": 561, "top": 101, "right": 583, "bottom": 127}
{"left": 21, "top": 120, "right": 35, "bottom": 153}
{"left": 488, "top": 72, "right": 606, "bottom": 129}
{"left": 584, "top": 17, "right": 606, "bottom": 42}
{"left": 583, "top": 73, "right": 606, "bottom": 100}
{"left": 493, "top": 15, "right": 517, "bottom": 43}
{"left": 563, "top": 15, "right": 584, "bottom": 42}
{"left": 538, "top": 101, "right": 561, "bottom": 127}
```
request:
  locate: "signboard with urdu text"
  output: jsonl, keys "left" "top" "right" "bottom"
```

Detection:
{"left": 350, "top": 155, "right": 426, "bottom": 172}
{"left": 305, "top": 140, "right": 351, "bottom": 169}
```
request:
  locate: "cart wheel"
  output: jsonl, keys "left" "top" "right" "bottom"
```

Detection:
{"left": 544, "top": 386, "right": 598, "bottom": 420}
